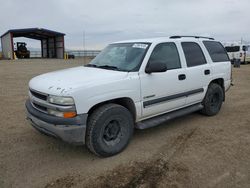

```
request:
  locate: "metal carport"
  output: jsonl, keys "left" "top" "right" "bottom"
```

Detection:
{"left": 0, "top": 28, "right": 65, "bottom": 59}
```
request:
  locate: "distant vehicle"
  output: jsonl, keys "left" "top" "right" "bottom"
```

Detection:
{"left": 225, "top": 44, "right": 250, "bottom": 64}
{"left": 26, "top": 36, "right": 232, "bottom": 157}
{"left": 15, "top": 42, "right": 30, "bottom": 58}
{"left": 68, "top": 54, "right": 75, "bottom": 59}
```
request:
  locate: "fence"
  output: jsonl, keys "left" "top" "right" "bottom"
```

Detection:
{"left": 30, "top": 51, "right": 42, "bottom": 58}
{"left": 67, "top": 50, "right": 100, "bottom": 58}
{"left": 29, "top": 50, "right": 101, "bottom": 58}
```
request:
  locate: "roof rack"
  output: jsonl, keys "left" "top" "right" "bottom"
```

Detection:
{"left": 169, "top": 35, "right": 214, "bottom": 40}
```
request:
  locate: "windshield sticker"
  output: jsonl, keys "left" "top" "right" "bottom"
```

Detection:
{"left": 132, "top": 43, "right": 148, "bottom": 49}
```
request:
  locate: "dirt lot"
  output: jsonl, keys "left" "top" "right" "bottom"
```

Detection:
{"left": 0, "top": 59, "right": 250, "bottom": 188}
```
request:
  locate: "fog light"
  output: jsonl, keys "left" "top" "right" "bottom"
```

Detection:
{"left": 48, "top": 109, "right": 76, "bottom": 118}
{"left": 48, "top": 109, "right": 64, "bottom": 117}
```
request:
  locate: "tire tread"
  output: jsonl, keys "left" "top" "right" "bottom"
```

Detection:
{"left": 86, "top": 103, "right": 133, "bottom": 157}
{"left": 201, "top": 83, "right": 224, "bottom": 116}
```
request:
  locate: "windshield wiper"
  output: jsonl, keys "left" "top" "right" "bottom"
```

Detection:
{"left": 98, "top": 65, "right": 120, "bottom": 70}
{"left": 84, "top": 64, "right": 98, "bottom": 67}
{"left": 85, "top": 64, "right": 125, "bottom": 71}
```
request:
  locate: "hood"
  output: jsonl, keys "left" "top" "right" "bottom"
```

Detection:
{"left": 29, "top": 66, "right": 128, "bottom": 95}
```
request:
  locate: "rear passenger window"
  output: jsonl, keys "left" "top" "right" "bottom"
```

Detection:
{"left": 148, "top": 42, "right": 181, "bottom": 70}
{"left": 203, "top": 41, "right": 229, "bottom": 62}
{"left": 181, "top": 42, "right": 207, "bottom": 67}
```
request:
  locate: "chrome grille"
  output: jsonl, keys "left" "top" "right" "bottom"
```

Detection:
{"left": 30, "top": 89, "right": 47, "bottom": 101}
{"left": 29, "top": 89, "right": 48, "bottom": 113}
{"left": 33, "top": 103, "right": 47, "bottom": 112}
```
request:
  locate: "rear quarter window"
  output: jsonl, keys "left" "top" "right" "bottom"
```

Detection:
{"left": 203, "top": 41, "right": 230, "bottom": 62}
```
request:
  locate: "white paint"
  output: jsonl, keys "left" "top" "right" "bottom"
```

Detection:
{"left": 29, "top": 37, "right": 232, "bottom": 122}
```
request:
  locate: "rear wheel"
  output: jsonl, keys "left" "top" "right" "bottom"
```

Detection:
{"left": 86, "top": 103, "right": 134, "bottom": 157}
{"left": 201, "top": 83, "right": 224, "bottom": 116}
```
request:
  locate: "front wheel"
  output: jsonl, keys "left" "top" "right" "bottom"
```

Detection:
{"left": 86, "top": 103, "right": 134, "bottom": 157}
{"left": 200, "top": 83, "right": 224, "bottom": 116}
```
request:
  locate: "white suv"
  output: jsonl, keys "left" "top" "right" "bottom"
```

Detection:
{"left": 26, "top": 36, "right": 232, "bottom": 157}
{"left": 225, "top": 44, "right": 250, "bottom": 64}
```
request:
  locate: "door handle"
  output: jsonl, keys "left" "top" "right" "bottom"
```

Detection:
{"left": 204, "top": 69, "right": 210, "bottom": 75}
{"left": 178, "top": 74, "right": 186, "bottom": 80}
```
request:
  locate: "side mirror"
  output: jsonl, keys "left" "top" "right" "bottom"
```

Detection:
{"left": 145, "top": 62, "right": 167, "bottom": 74}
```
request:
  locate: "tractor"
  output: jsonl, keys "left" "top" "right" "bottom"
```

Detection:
{"left": 15, "top": 42, "right": 30, "bottom": 58}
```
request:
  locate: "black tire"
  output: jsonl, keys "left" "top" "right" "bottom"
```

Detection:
{"left": 200, "top": 83, "right": 224, "bottom": 116}
{"left": 86, "top": 103, "right": 134, "bottom": 157}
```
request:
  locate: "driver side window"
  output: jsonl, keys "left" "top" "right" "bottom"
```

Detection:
{"left": 148, "top": 42, "right": 181, "bottom": 70}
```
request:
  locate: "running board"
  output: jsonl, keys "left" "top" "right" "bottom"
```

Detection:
{"left": 135, "top": 103, "right": 203, "bottom": 129}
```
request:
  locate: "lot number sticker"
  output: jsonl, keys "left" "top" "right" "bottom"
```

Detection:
{"left": 132, "top": 43, "right": 148, "bottom": 49}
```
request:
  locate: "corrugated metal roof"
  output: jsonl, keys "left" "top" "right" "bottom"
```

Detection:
{"left": 1, "top": 28, "right": 65, "bottom": 39}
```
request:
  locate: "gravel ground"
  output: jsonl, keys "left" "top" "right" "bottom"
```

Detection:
{"left": 0, "top": 59, "right": 250, "bottom": 188}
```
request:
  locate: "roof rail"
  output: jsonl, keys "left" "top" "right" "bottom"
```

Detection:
{"left": 169, "top": 35, "right": 214, "bottom": 40}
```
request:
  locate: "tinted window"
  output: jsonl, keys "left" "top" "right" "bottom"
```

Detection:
{"left": 203, "top": 41, "right": 229, "bottom": 62}
{"left": 246, "top": 46, "right": 250, "bottom": 52}
{"left": 242, "top": 45, "right": 249, "bottom": 51}
{"left": 181, "top": 42, "right": 207, "bottom": 67}
{"left": 148, "top": 42, "right": 181, "bottom": 70}
{"left": 225, "top": 46, "right": 240, "bottom": 52}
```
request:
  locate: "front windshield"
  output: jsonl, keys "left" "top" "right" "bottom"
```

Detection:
{"left": 87, "top": 43, "right": 150, "bottom": 71}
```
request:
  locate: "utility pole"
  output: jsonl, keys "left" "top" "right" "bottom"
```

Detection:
{"left": 83, "top": 30, "right": 86, "bottom": 64}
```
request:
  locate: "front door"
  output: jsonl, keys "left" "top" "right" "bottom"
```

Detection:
{"left": 140, "top": 42, "right": 188, "bottom": 119}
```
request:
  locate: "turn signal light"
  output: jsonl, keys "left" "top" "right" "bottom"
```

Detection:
{"left": 63, "top": 112, "right": 77, "bottom": 118}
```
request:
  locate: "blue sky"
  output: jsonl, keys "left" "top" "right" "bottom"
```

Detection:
{"left": 0, "top": 0, "right": 250, "bottom": 50}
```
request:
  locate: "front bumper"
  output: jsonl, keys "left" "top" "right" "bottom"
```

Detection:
{"left": 25, "top": 99, "right": 87, "bottom": 145}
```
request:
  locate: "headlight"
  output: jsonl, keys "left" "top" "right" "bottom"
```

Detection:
{"left": 48, "top": 95, "right": 75, "bottom": 105}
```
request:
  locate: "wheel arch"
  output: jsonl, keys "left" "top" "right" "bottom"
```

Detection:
{"left": 87, "top": 97, "right": 137, "bottom": 122}
{"left": 209, "top": 78, "right": 225, "bottom": 101}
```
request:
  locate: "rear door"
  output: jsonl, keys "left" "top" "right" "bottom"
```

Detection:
{"left": 181, "top": 42, "right": 211, "bottom": 105}
{"left": 225, "top": 46, "right": 240, "bottom": 61}
{"left": 203, "top": 41, "right": 232, "bottom": 90}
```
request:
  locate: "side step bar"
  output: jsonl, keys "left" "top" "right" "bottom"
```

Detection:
{"left": 135, "top": 103, "right": 203, "bottom": 129}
